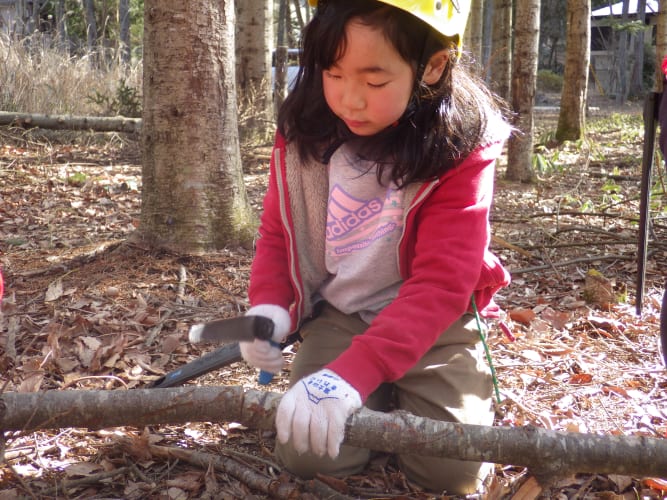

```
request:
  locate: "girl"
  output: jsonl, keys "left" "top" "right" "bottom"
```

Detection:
{"left": 239, "top": 0, "right": 511, "bottom": 494}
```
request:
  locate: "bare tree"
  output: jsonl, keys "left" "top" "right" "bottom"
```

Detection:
{"left": 506, "top": 0, "right": 540, "bottom": 183}
{"left": 274, "top": 0, "right": 291, "bottom": 109}
{"left": 616, "top": 0, "right": 631, "bottom": 103}
{"left": 481, "top": 0, "right": 495, "bottom": 79}
{"left": 235, "top": 0, "right": 274, "bottom": 143}
{"left": 54, "top": 0, "right": 68, "bottom": 51}
{"left": 291, "top": 0, "right": 306, "bottom": 30}
{"left": 464, "top": 0, "right": 484, "bottom": 69}
{"left": 139, "top": 0, "right": 256, "bottom": 252}
{"left": 490, "top": 0, "right": 512, "bottom": 100}
{"left": 655, "top": 0, "right": 667, "bottom": 92}
{"left": 83, "top": 0, "right": 97, "bottom": 54}
{"left": 118, "top": 0, "right": 131, "bottom": 65}
{"left": 556, "top": 0, "right": 591, "bottom": 142}
{"left": 628, "top": 0, "right": 647, "bottom": 97}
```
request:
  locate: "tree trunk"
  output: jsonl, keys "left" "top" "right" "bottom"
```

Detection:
{"left": 31, "top": 0, "right": 40, "bottom": 33}
{"left": 556, "top": 0, "right": 590, "bottom": 142}
{"left": 1, "top": 387, "right": 666, "bottom": 479}
{"left": 481, "top": 0, "right": 495, "bottom": 81}
{"left": 235, "top": 0, "right": 274, "bottom": 143}
{"left": 628, "top": 0, "right": 647, "bottom": 97}
{"left": 83, "top": 0, "right": 97, "bottom": 55}
{"left": 118, "top": 0, "right": 131, "bottom": 66}
{"left": 616, "top": 0, "right": 631, "bottom": 103}
{"left": 506, "top": 0, "right": 540, "bottom": 183}
{"left": 464, "top": 0, "right": 484, "bottom": 69}
{"left": 139, "top": 0, "right": 256, "bottom": 252}
{"left": 654, "top": 0, "right": 667, "bottom": 92}
{"left": 490, "top": 0, "right": 512, "bottom": 101}
{"left": 291, "top": 0, "right": 306, "bottom": 30}
{"left": 274, "top": 0, "right": 290, "bottom": 110}
{"left": 54, "top": 0, "right": 68, "bottom": 51}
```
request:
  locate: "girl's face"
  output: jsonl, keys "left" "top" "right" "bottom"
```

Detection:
{"left": 322, "top": 19, "right": 415, "bottom": 136}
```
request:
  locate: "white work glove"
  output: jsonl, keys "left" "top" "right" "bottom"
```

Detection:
{"left": 239, "top": 304, "right": 291, "bottom": 375}
{"left": 276, "top": 369, "right": 362, "bottom": 459}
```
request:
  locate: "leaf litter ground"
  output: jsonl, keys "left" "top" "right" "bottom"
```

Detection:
{"left": 0, "top": 101, "right": 666, "bottom": 499}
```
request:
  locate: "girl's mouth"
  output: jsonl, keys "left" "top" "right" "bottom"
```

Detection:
{"left": 344, "top": 118, "right": 367, "bottom": 129}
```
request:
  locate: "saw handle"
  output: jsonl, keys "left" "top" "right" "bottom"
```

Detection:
{"left": 257, "top": 340, "right": 281, "bottom": 385}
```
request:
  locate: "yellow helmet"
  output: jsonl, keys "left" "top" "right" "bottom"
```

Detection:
{"left": 307, "top": 0, "right": 469, "bottom": 43}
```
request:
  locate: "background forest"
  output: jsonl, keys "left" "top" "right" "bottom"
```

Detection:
{"left": 0, "top": 0, "right": 659, "bottom": 117}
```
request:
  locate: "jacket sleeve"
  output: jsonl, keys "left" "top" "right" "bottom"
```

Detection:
{"left": 327, "top": 138, "right": 507, "bottom": 401}
{"left": 247, "top": 133, "right": 296, "bottom": 318}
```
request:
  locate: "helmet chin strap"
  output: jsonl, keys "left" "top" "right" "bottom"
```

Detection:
{"left": 390, "top": 26, "right": 435, "bottom": 128}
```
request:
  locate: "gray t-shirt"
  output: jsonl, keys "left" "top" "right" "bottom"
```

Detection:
{"left": 319, "top": 143, "right": 405, "bottom": 323}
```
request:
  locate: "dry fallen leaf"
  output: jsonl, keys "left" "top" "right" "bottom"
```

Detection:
{"left": 568, "top": 373, "right": 593, "bottom": 385}
{"left": 64, "top": 462, "right": 104, "bottom": 477}
{"left": 509, "top": 308, "right": 537, "bottom": 326}
{"left": 45, "top": 279, "right": 64, "bottom": 302}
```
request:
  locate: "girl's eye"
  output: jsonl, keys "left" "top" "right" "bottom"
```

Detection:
{"left": 368, "top": 81, "right": 388, "bottom": 88}
{"left": 324, "top": 71, "right": 341, "bottom": 80}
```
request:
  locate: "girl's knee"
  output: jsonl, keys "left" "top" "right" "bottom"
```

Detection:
{"left": 274, "top": 440, "right": 370, "bottom": 479}
{"left": 398, "top": 455, "right": 492, "bottom": 495}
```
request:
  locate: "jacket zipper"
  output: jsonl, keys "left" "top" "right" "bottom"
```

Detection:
{"left": 273, "top": 147, "right": 305, "bottom": 328}
{"left": 396, "top": 178, "right": 440, "bottom": 277}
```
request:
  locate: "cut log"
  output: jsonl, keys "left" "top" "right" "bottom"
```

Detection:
{"left": 1, "top": 387, "right": 665, "bottom": 479}
{"left": 0, "top": 111, "right": 141, "bottom": 134}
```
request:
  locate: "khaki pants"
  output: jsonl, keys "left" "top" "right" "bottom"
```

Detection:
{"left": 274, "top": 303, "right": 494, "bottom": 495}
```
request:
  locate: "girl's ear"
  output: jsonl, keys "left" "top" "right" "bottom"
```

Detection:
{"left": 422, "top": 49, "right": 449, "bottom": 85}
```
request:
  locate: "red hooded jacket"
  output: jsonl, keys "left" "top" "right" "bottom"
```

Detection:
{"left": 249, "top": 127, "right": 511, "bottom": 401}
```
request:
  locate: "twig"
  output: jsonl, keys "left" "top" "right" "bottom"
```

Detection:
{"left": 511, "top": 254, "right": 633, "bottom": 275}
{"left": 1, "top": 445, "right": 59, "bottom": 462}
{"left": 221, "top": 446, "right": 282, "bottom": 472}
{"left": 522, "top": 238, "right": 639, "bottom": 250}
{"left": 145, "top": 443, "right": 354, "bottom": 499}
{"left": 177, "top": 265, "right": 187, "bottom": 303}
{"left": 491, "top": 234, "right": 534, "bottom": 258}
{"left": 5, "top": 316, "right": 19, "bottom": 362}
{"left": 40, "top": 466, "right": 131, "bottom": 496}
{"left": 60, "top": 375, "right": 129, "bottom": 390}
{"left": 10, "top": 240, "right": 124, "bottom": 278}
{"left": 528, "top": 210, "right": 634, "bottom": 220}
{"left": 8, "top": 465, "right": 39, "bottom": 499}
{"left": 144, "top": 309, "right": 173, "bottom": 346}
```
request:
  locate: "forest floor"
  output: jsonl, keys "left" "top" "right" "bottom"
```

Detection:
{"left": 1, "top": 96, "right": 666, "bottom": 499}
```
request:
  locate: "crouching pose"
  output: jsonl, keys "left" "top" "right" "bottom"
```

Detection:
{"left": 240, "top": 0, "right": 511, "bottom": 494}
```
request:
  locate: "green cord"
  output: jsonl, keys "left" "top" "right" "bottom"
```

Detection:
{"left": 471, "top": 294, "right": 501, "bottom": 404}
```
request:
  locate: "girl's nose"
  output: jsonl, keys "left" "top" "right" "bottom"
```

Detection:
{"left": 340, "top": 83, "right": 365, "bottom": 111}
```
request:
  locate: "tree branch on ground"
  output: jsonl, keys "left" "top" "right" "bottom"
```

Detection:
{"left": 0, "top": 111, "right": 141, "bottom": 134}
{"left": 1, "top": 386, "right": 666, "bottom": 481}
{"left": 511, "top": 254, "right": 634, "bottom": 275}
{"left": 10, "top": 240, "right": 125, "bottom": 278}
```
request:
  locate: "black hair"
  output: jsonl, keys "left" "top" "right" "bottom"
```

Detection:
{"left": 277, "top": 0, "right": 507, "bottom": 188}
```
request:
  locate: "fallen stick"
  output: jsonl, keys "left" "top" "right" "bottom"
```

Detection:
{"left": 0, "top": 111, "right": 141, "bottom": 134}
{"left": 144, "top": 443, "right": 353, "bottom": 499}
{"left": 0, "top": 386, "right": 665, "bottom": 479}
